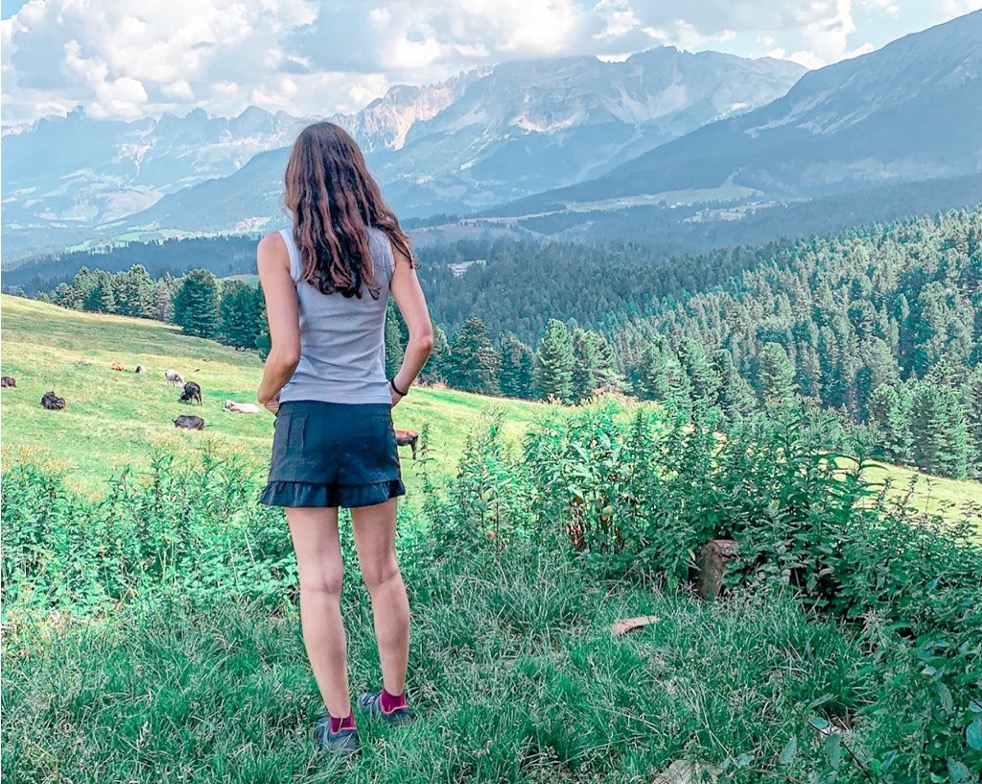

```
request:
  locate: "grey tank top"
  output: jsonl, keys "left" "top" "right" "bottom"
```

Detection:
{"left": 277, "top": 227, "right": 394, "bottom": 405}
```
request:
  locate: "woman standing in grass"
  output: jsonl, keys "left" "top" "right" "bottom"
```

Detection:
{"left": 255, "top": 122, "right": 433, "bottom": 758}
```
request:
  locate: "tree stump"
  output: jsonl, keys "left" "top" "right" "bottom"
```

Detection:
{"left": 694, "top": 539, "right": 738, "bottom": 600}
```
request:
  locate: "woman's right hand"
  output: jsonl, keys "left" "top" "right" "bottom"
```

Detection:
{"left": 390, "top": 383, "right": 404, "bottom": 409}
{"left": 263, "top": 392, "right": 281, "bottom": 416}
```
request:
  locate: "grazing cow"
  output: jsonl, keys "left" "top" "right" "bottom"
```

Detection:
{"left": 111, "top": 362, "right": 124, "bottom": 371}
{"left": 393, "top": 428, "right": 419, "bottom": 460}
{"left": 164, "top": 369, "right": 184, "bottom": 386}
{"left": 224, "top": 400, "right": 260, "bottom": 414}
{"left": 40, "top": 391, "right": 66, "bottom": 410}
{"left": 134, "top": 364, "right": 146, "bottom": 374}
{"left": 174, "top": 415, "right": 205, "bottom": 430}
{"left": 1, "top": 376, "right": 15, "bottom": 387}
{"left": 180, "top": 381, "right": 202, "bottom": 405}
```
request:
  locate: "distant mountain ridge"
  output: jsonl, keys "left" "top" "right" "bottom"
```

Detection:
{"left": 1, "top": 47, "right": 805, "bottom": 259}
{"left": 481, "top": 10, "right": 982, "bottom": 228}
{"left": 1, "top": 106, "right": 311, "bottom": 255}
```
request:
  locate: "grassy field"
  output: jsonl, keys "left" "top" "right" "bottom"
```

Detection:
{"left": 2, "top": 542, "right": 875, "bottom": 784}
{"left": 4, "top": 295, "right": 980, "bottom": 783}
{"left": 0, "top": 295, "right": 549, "bottom": 501}
{"left": 2, "top": 294, "right": 979, "bottom": 517}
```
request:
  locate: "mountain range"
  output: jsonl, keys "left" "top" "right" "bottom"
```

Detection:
{"left": 470, "top": 10, "right": 982, "bottom": 238}
{"left": 1, "top": 48, "right": 804, "bottom": 260}
{"left": 3, "top": 10, "right": 981, "bottom": 264}
{"left": 1, "top": 106, "right": 311, "bottom": 256}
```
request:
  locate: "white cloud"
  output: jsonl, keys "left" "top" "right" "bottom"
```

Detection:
{"left": 943, "top": 0, "right": 982, "bottom": 13}
{"left": 2, "top": 0, "right": 979, "bottom": 124}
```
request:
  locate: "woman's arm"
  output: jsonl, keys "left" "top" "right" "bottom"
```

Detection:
{"left": 389, "top": 247, "right": 434, "bottom": 406}
{"left": 256, "top": 232, "right": 301, "bottom": 411}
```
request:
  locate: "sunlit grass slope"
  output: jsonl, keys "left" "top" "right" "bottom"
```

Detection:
{"left": 0, "top": 295, "right": 548, "bottom": 500}
{"left": 1, "top": 294, "right": 977, "bottom": 519}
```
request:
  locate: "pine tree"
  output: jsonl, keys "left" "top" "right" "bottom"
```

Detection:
{"left": 52, "top": 282, "right": 82, "bottom": 310}
{"left": 499, "top": 333, "right": 534, "bottom": 398}
{"left": 172, "top": 269, "right": 221, "bottom": 338}
{"left": 678, "top": 337, "right": 720, "bottom": 408}
{"left": 533, "top": 319, "right": 575, "bottom": 403}
{"left": 152, "top": 279, "right": 175, "bottom": 322}
{"left": 83, "top": 271, "right": 116, "bottom": 313}
{"left": 711, "top": 348, "right": 755, "bottom": 420}
{"left": 115, "top": 264, "right": 155, "bottom": 318}
{"left": 421, "top": 325, "right": 452, "bottom": 383}
{"left": 570, "top": 328, "right": 599, "bottom": 403}
{"left": 449, "top": 317, "right": 500, "bottom": 395}
{"left": 633, "top": 337, "right": 691, "bottom": 408}
{"left": 757, "top": 342, "right": 797, "bottom": 404}
{"left": 73, "top": 267, "right": 96, "bottom": 307}
{"left": 384, "top": 301, "right": 412, "bottom": 377}
{"left": 592, "top": 333, "right": 622, "bottom": 391}
{"left": 965, "top": 367, "right": 982, "bottom": 478}
{"left": 911, "top": 382, "right": 970, "bottom": 478}
{"left": 867, "top": 383, "right": 911, "bottom": 462}
{"left": 385, "top": 309, "right": 404, "bottom": 378}
{"left": 219, "top": 280, "right": 265, "bottom": 349}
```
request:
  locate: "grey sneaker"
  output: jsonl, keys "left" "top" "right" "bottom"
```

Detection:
{"left": 314, "top": 714, "right": 360, "bottom": 759}
{"left": 357, "top": 690, "right": 412, "bottom": 726}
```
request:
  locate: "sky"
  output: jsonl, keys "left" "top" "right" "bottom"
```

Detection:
{"left": 2, "top": 0, "right": 980, "bottom": 125}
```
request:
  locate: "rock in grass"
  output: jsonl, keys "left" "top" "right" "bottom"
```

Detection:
{"left": 695, "top": 539, "right": 738, "bottom": 600}
{"left": 652, "top": 760, "right": 719, "bottom": 784}
{"left": 610, "top": 615, "right": 659, "bottom": 636}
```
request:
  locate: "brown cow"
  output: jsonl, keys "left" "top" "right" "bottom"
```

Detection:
{"left": 41, "top": 391, "right": 66, "bottom": 410}
{"left": 393, "top": 428, "right": 418, "bottom": 460}
{"left": 1, "top": 376, "right": 15, "bottom": 387}
{"left": 111, "top": 362, "right": 124, "bottom": 371}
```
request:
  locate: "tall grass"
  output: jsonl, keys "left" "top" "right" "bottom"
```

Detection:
{"left": 3, "top": 402, "right": 981, "bottom": 782}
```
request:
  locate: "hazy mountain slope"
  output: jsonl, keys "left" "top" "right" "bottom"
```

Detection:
{"left": 487, "top": 11, "right": 982, "bottom": 219}
{"left": 0, "top": 107, "right": 310, "bottom": 254}
{"left": 12, "top": 48, "right": 803, "bottom": 251}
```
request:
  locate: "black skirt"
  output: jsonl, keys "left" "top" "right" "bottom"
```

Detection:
{"left": 260, "top": 400, "right": 405, "bottom": 509}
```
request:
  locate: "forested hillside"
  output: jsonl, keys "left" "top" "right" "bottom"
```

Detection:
{"left": 15, "top": 208, "right": 982, "bottom": 479}
{"left": 612, "top": 209, "right": 982, "bottom": 478}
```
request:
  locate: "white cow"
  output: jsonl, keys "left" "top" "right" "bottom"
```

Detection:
{"left": 164, "top": 369, "right": 184, "bottom": 386}
{"left": 224, "top": 400, "right": 261, "bottom": 414}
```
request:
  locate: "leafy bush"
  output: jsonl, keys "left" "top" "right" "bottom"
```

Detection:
{"left": 2, "top": 446, "right": 298, "bottom": 614}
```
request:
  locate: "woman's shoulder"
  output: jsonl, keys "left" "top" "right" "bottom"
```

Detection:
{"left": 258, "top": 229, "right": 288, "bottom": 254}
{"left": 257, "top": 230, "right": 294, "bottom": 275}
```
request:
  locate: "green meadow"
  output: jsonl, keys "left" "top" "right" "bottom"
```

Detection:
{"left": 2, "top": 294, "right": 978, "bottom": 522}
{"left": 2, "top": 295, "right": 980, "bottom": 783}
{"left": 0, "top": 295, "right": 548, "bottom": 501}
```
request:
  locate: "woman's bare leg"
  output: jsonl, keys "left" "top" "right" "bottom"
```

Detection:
{"left": 286, "top": 506, "right": 351, "bottom": 719}
{"left": 351, "top": 498, "right": 409, "bottom": 696}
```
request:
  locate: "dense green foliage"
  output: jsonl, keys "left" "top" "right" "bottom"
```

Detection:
{"left": 3, "top": 403, "right": 980, "bottom": 781}
{"left": 20, "top": 208, "right": 982, "bottom": 477}
{"left": 614, "top": 210, "right": 982, "bottom": 478}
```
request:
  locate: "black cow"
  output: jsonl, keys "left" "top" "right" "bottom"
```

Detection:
{"left": 1, "top": 376, "right": 15, "bottom": 387}
{"left": 41, "top": 391, "right": 66, "bottom": 410}
{"left": 174, "top": 415, "right": 205, "bottom": 430}
{"left": 180, "top": 381, "right": 202, "bottom": 405}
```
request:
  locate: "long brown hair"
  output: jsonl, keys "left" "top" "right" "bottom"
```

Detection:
{"left": 284, "top": 121, "right": 414, "bottom": 299}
